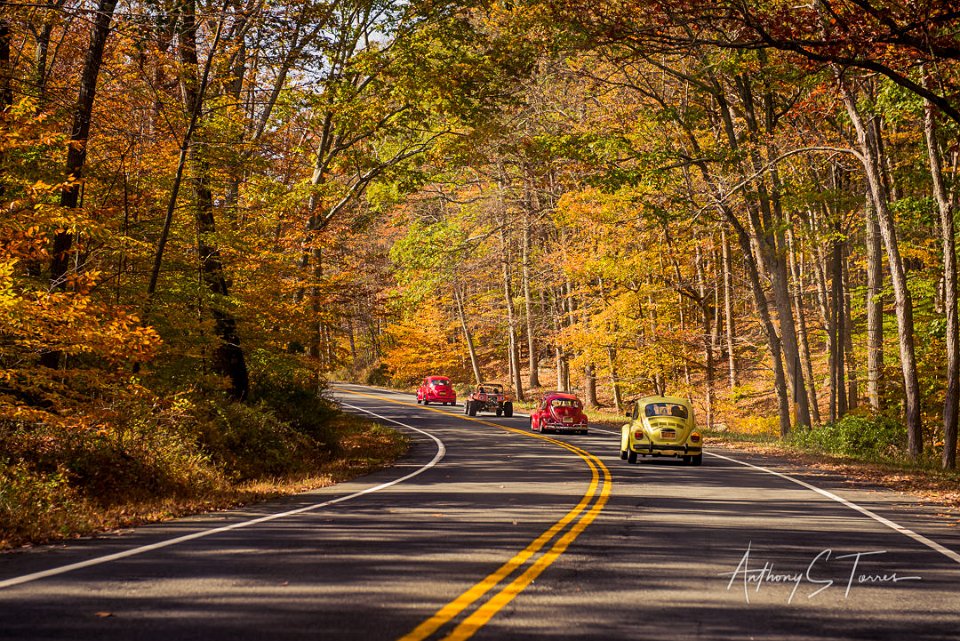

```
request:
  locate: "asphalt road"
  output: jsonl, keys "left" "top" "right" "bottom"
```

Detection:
{"left": 1, "top": 383, "right": 958, "bottom": 640}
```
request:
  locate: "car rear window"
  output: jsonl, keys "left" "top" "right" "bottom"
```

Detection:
{"left": 432, "top": 379, "right": 450, "bottom": 386}
{"left": 644, "top": 403, "right": 688, "bottom": 419}
{"left": 550, "top": 399, "right": 580, "bottom": 408}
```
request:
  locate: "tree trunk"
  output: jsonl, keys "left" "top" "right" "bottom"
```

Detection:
{"left": 712, "top": 74, "right": 802, "bottom": 433}
{"left": 522, "top": 207, "right": 540, "bottom": 388}
{"left": 309, "top": 247, "right": 323, "bottom": 361}
{"left": 788, "top": 228, "right": 821, "bottom": 425}
{"left": 223, "top": 34, "right": 246, "bottom": 213}
{"left": 721, "top": 226, "right": 738, "bottom": 389}
{"left": 830, "top": 216, "right": 847, "bottom": 420}
{"left": 499, "top": 221, "right": 524, "bottom": 401}
{"left": 735, "top": 74, "right": 811, "bottom": 429}
{"left": 180, "top": 0, "right": 248, "bottom": 400}
{"left": 454, "top": 285, "right": 483, "bottom": 385}
{"left": 730, "top": 215, "right": 792, "bottom": 436}
{"left": 806, "top": 205, "right": 838, "bottom": 417}
{"left": 47, "top": 0, "right": 118, "bottom": 288}
{"left": 32, "top": 1, "right": 68, "bottom": 110}
{"left": 924, "top": 76, "right": 959, "bottom": 470}
{"left": 584, "top": 363, "right": 598, "bottom": 408}
{"left": 695, "top": 243, "right": 715, "bottom": 430}
{"left": 551, "top": 288, "right": 567, "bottom": 391}
{"left": 865, "top": 194, "right": 884, "bottom": 411}
{"left": 838, "top": 71, "right": 922, "bottom": 457}
{"left": 608, "top": 346, "right": 623, "bottom": 412}
{"left": 39, "top": 0, "right": 118, "bottom": 368}
{"left": 0, "top": 18, "right": 10, "bottom": 201}
{"left": 0, "top": 18, "right": 10, "bottom": 112}
{"left": 842, "top": 247, "right": 859, "bottom": 409}
{"left": 678, "top": 292, "right": 692, "bottom": 387}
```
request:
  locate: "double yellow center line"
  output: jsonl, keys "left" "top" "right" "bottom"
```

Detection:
{"left": 337, "top": 388, "right": 611, "bottom": 641}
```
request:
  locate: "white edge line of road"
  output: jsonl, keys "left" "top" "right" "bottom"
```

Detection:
{"left": 586, "top": 423, "right": 960, "bottom": 566}
{"left": 371, "top": 397, "right": 959, "bottom": 568}
{"left": 706, "top": 450, "right": 960, "bottom": 565}
{"left": 0, "top": 403, "right": 445, "bottom": 591}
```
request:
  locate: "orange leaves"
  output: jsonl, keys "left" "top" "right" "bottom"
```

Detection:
{"left": 382, "top": 302, "right": 467, "bottom": 385}
{"left": 0, "top": 261, "right": 161, "bottom": 365}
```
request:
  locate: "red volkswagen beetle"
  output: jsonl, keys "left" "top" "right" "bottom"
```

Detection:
{"left": 530, "top": 392, "right": 589, "bottom": 434}
{"left": 417, "top": 376, "right": 457, "bottom": 406}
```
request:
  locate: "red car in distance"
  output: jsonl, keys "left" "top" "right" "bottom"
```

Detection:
{"left": 416, "top": 376, "right": 457, "bottom": 406}
{"left": 530, "top": 392, "right": 589, "bottom": 434}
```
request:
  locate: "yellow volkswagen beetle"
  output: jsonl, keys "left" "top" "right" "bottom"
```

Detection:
{"left": 620, "top": 396, "right": 703, "bottom": 465}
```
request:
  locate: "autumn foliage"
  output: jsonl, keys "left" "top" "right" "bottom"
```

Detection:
{"left": 2, "top": 0, "right": 960, "bottom": 546}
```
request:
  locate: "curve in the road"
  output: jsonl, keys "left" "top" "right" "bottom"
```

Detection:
{"left": 0, "top": 405, "right": 446, "bottom": 591}
{"left": 337, "top": 387, "right": 612, "bottom": 641}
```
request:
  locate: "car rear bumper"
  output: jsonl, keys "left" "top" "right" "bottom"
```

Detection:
{"left": 631, "top": 442, "right": 702, "bottom": 455}
{"left": 544, "top": 422, "right": 588, "bottom": 432}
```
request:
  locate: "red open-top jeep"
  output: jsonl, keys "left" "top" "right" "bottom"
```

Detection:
{"left": 464, "top": 382, "right": 513, "bottom": 417}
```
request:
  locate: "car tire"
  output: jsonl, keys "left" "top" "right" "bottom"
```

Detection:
{"left": 467, "top": 401, "right": 477, "bottom": 417}
{"left": 496, "top": 408, "right": 502, "bottom": 417}
{"left": 463, "top": 401, "right": 469, "bottom": 415}
{"left": 691, "top": 454, "right": 703, "bottom": 466}
{"left": 627, "top": 450, "right": 638, "bottom": 464}
{"left": 503, "top": 402, "right": 513, "bottom": 418}
{"left": 530, "top": 417, "right": 536, "bottom": 431}
{"left": 620, "top": 448, "right": 628, "bottom": 460}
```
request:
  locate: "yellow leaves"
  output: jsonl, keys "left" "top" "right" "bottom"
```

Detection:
{"left": 30, "top": 180, "right": 58, "bottom": 195}
{"left": 0, "top": 260, "right": 18, "bottom": 310}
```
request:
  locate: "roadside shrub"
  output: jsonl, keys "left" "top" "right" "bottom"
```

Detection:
{"left": 74, "top": 394, "right": 226, "bottom": 503}
{"left": 247, "top": 350, "right": 339, "bottom": 454}
{"left": 197, "top": 399, "right": 334, "bottom": 481}
{"left": 0, "top": 387, "right": 226, "bottom": 507}
{"left": 0, "top": 463, "right": 97, "bottom": 547}
{"left": 364, "top": 363, "right": 392, "bottom": 387}
{"left": 790, "top": 414, "right": 907, "bottom": 459}
{"left": 0, "top": 348, "right": 399, "bottom": 549}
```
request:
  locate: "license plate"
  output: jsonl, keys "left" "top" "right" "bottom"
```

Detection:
{"left": 563, "top": 417, "right": 573, "bottom": 423}
{"left": 660, "top": 430, "right": 676, "bottom": 439}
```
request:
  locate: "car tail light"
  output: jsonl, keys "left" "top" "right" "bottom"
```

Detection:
{"left": 690, "top": 433, "right": 701, "bottom": 443}
{"left": 634, "top": 430, "right": 645, "bottom": 439}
